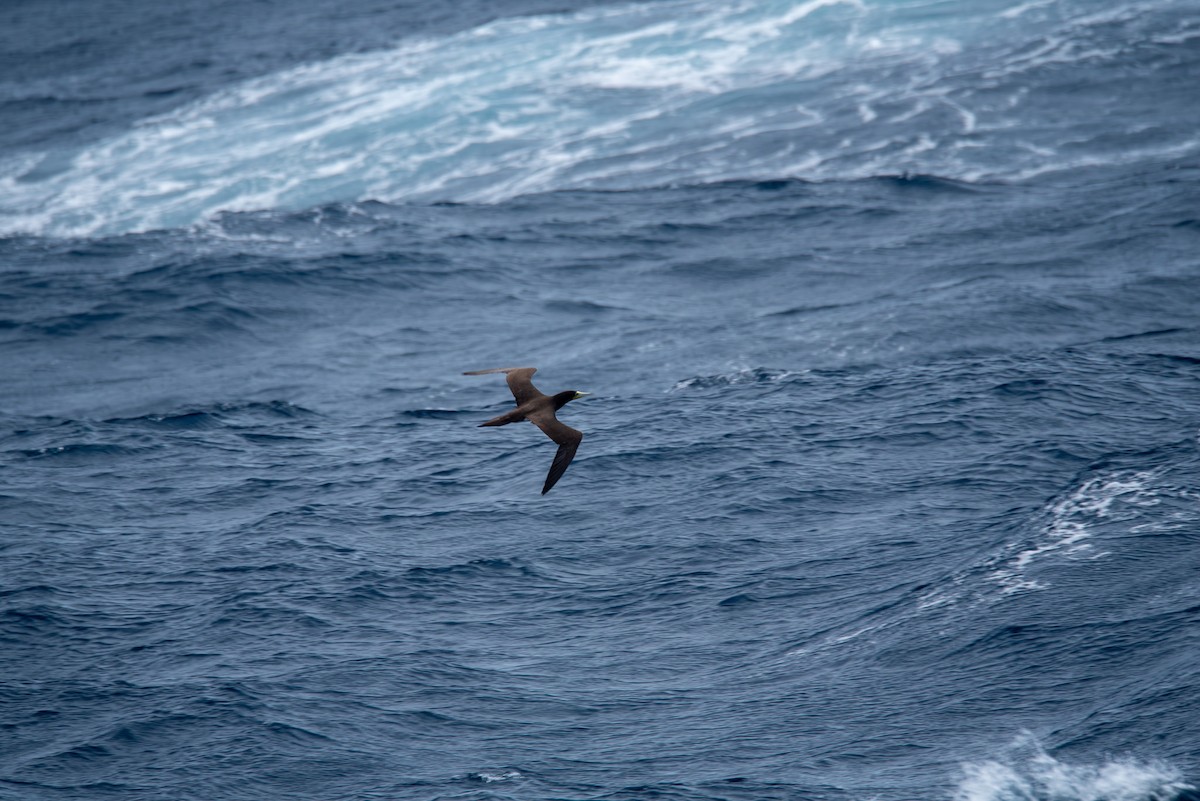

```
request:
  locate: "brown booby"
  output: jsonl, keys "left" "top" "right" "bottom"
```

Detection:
{"left": 463, "top": 367, "right": 588, "bottom": 494}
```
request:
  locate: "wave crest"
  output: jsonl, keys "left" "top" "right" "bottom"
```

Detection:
{"left": 3, "top": 0, "right": 1196, "bottom": 236}
{"left": 956, "top": 735, "right": 1194, "bottom": 801}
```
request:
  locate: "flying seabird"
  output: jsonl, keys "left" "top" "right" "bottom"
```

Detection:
{"left": 463, "top": 367, "right": 588, "bottom": 494}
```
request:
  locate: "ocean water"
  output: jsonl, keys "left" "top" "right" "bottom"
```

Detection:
{"left": 2, "top": 0, "right": 1199, "bottom": 799}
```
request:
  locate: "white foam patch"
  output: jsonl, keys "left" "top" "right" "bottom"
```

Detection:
{"left": 999, "top": 0, "right": 1056, "bottom": 20}
{"left": 2, "top": 0, "right": 1196, "bottom": 236}
{"left": 670, "top": 366, "right": 806, "bottom": 391}
{"left": 955, "top": 735, "right": 1193, "bottom": 801}
{"left": 892, "top": 456, "right": 1200, "bottom": 628}
{"left": 471, "top": 770, "right": 522, "bottom": 783}
{"left": 986, "top": 470, "right": 1170, "bottom": 595}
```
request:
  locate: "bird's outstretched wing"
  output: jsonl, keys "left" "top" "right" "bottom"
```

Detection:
{"left": 527, "top": 410, "right": 583, "bottom": 494}
{"left": 463, "top": 367, "right": 543, "bottom": 406}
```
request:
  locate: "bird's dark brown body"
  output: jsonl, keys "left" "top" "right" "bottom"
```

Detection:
{"left": 464, "top": 367, "right": 587, "bottom": 494}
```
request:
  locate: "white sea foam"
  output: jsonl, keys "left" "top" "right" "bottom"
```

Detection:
{"left": 793, "top": 456, "right": 1197, "bottom": 658}
{"left": 999, "top": 0, "right": 1056, "bottom": 20}
{"left": 986, "top": 471, "right": 1157, "bottom": 595}
{"left": 955, "top": 734, "right": 1193, "bottom": 801}
{"left": 670, "top": 366, "right": 806, "bottom": 391}
{"left": 472, "top": 769, "right": 522, "bottom": 783}
{"left": 1, "top": 0, "right": 1195, "bottom": 236}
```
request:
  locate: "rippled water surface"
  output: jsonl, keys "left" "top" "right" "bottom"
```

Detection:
{"left": 2, "top": 1, "right": 1199, "bottom": 799}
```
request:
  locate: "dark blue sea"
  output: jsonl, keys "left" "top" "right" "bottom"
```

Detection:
{"left": 3, "top": 0, "right": 1200, "bottom": 799}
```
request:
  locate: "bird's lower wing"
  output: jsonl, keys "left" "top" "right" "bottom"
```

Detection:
{"left": 463, "top": 367, "right": 543, "bottom": 405}
{"left": 528, "top": 412, "right": 583, "bottom": 494}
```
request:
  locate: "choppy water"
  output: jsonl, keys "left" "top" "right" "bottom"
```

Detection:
{"left": 2, "top": 1, "right": 1199, "bottom": 800}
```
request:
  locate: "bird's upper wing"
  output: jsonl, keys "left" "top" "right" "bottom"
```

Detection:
{"left": 463, "top": 367, "right": 543, "bottom": 406}
{"left": 527, "top": 410, "right": 583, "bottom": 494}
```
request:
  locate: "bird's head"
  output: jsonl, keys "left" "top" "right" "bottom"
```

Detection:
{"left": 553, "top": 390, "right": 590, "bottom": 409}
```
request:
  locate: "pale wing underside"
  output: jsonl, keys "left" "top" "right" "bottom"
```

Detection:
{"left": 528, "top": 411, "right": 583, "bottom": 494}
{"left": 463, "top": 367, "right": 543, "bottom": 406}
